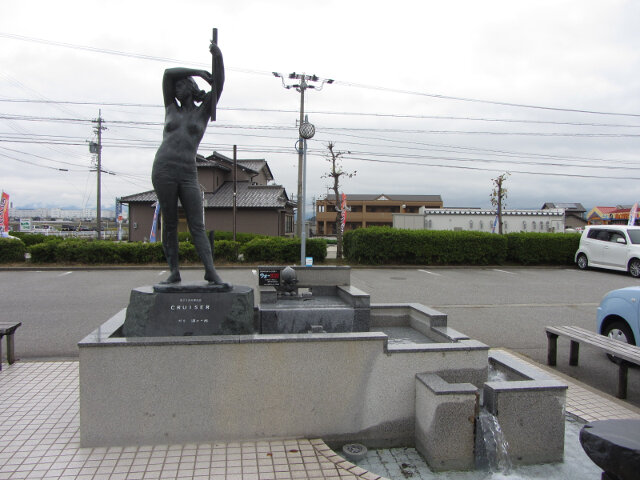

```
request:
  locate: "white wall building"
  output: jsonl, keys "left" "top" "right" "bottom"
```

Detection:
{"left": 392, "top": 208, "right": 565, "bottom": 233}
{"left": 11, "top": 208, "right": 124, "bottom": 220}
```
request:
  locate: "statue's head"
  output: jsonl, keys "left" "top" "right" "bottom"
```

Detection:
{"left": 175, "top": 77, "right": 206, "bottom": 103}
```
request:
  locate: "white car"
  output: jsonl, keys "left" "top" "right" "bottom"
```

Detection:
{"left": 575, "top": 225, "right": 640, "bottom": 277}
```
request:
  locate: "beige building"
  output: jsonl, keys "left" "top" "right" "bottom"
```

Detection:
{"left": 121, "top": 152, "right": 295, "bottom": 242}
{"left": 315, "top": 194, "right": 442, "bottom": 235}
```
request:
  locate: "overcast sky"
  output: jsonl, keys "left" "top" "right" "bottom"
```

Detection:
{"left": 2, "top": 0, "right": 640, "bottom": 215}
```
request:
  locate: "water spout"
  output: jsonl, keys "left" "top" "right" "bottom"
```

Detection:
{"left": 476, "top": 409, "right": 513, "bottom": 473}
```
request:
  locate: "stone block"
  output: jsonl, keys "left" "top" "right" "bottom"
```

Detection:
{"left": 123, "top": 284, "right": 255, "bottom": 336}
{"left": 415, "top": 373, "right": 478, "bottom": 472}
{"left": 483, "top": 351, "right": 568, "bottom": 465}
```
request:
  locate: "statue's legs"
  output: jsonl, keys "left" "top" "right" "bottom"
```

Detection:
{"left": 179, "top": 179, "right": 225, "bottom": 284}
{"left": 152, "top": 177, "right": 181, "bottom": 284}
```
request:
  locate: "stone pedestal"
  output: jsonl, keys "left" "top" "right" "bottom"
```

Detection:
{"left": 122, "top": 283, "right": 255, "bottom": 336}
{"left": 580, "top": 419, "right": 640, "bottom": 480}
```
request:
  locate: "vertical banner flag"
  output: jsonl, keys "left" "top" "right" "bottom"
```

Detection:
{"left": 0, "top": 192, "right": 9, "bottom": 235}
{"left": 491, "top": 215, "right": 499, "bottom": 234}
{"left": 629, "top": 203, "right": 638, "bottom": 226}
{"left": 149, "top": 202, "right": 160, "bottom": 243}
{"left": 115, "top": 199, "right": 123, "bottom": 241}
{"left": 340, "top": 193, "right": 347, "bottom": 234}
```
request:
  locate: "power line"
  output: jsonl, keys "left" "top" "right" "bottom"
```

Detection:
{"left": 4, "top": 99, "right": 640, "bottom": 128}
{"left": 335, "top": 80, "right": 640, "bottom": 118}
{"left": 3, "top": 31, "right": 640, "bottom": 118}
{"left": 340, "top": 154, "right": 640, "bottom": 181}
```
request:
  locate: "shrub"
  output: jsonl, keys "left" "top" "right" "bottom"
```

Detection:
{"left": 28, "top": 241, "right": 59, "bottom": 262}
{"left": 505, "top": 232, "right": 581, "bottom": 265}
{"left": 178, "top": 230, "right": 267, "bottom": 245}
{"left": 343, "top": 227, "right": 580, "bottom": 266}
{"left": 242, "top": 237, "right": 327, "bottom": 263}
{"left": 0, "top": 238, "right": 26, "bottom": 263}
{"left": 343, "top": 227, "right": 508, "bottom": 265}
{"left": 214, "top": 240, "right": 241, "bottom": 262}
{"left": 10, "top": 232, "right": 63, "bottom": 246}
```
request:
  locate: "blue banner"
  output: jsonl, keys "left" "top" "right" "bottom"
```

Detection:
{"left": 149, "top": 203, "right": 160, "bottom": 243}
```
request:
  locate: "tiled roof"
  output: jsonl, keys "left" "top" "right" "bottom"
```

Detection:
{"left": 204, "top": 152, "right": 274, "bottom": 181}
{"left": 121, "top": 183, "right": 293, "bottom": 209}
{"left": 422, "top": 208, "right": 564, "bottom": 216}
{"left": 120, "top": 190, "right": 157, "bottom": 202}
{"left": 543, "top": 202, "right": 586, "bottom": 212}
{"left": 205, "top": 182, "right": 292, "bottom": 208}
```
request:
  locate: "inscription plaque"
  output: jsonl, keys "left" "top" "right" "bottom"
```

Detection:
{"left": 122, "top": 284, "right": 255, "bottom": 337}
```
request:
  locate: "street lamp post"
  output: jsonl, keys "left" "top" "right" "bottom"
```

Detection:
{"left": 299, "top": 118, "right": 315, "bottom": 266}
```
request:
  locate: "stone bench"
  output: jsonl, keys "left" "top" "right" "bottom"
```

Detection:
{"left": 546, "top": 325, "right": 640, "bottom": 398}
{"left": 0, "top": 322, "right": 21, "bottom": 370}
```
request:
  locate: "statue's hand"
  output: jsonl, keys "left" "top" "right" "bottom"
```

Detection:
{"left": 201, "top": 70, "right": 213, "bottom": 84}
{"left": 209, "top": 41, "right": 222, "bottom": 57}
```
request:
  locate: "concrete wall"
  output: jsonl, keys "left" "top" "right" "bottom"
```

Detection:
{"left": 79, "top": 310, "right": 488, "bottom": 448}
{"left": 415, "top": 373, "right": 478, "bottom": 471}
{"left": 392, "top": 209, "right": 566, "bottom": 233}
{"left": 128, "top": 207, "right": 290, "bottom": 242}
{"left": 484, "top": 351, "right": 567, "bottom": 465}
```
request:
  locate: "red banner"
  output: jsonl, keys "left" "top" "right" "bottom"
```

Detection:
{"left": 0, "top": 192, "right": 9, "bottom": 235}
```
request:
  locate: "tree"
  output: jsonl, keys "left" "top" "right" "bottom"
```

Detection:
{"left": 490, "top": 173, "right": 509, "bottom": 234}
{"left": 321, "top": 142, "right": 356, "bottom": 259}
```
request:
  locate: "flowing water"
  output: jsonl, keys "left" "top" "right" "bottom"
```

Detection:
{"left": 475, "top": 410, "right": 512, "bottom": 473}
{"left": 352, "top": 417, "right": 601, "bottom": 480}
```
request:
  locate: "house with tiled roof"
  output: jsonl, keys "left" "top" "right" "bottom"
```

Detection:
{"left": 121, "top": 152, "right": 295, "bottom": 242}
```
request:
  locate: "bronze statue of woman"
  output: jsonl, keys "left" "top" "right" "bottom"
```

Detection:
{"left": 151, "top": 41, "right": 228, "bottom": 287}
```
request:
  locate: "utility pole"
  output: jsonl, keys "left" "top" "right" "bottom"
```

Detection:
{"left": 233, "top": 145, "right": 237, "bottom": 243}
{"left": 91, "top": 110, "right": 106, "bottom": 239}
{"left": 273, "top": 72, "right": 333, "bottom": 238}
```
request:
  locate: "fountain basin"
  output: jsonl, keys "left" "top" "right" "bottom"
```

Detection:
{"left": 78, "top": 303, "right": 487, "bottom": 448}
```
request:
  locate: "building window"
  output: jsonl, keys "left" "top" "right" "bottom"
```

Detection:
{"left": 469, "top": 220, "right": 474, "bottom": 230}
{"left": 285, "top": 215, "right": 294, "bottom": 234}
{"left": 523, "top": 221, "right": 527, "bottom": 231}
{"left": 479, "top": 220, "right": 484, "bottom": 230}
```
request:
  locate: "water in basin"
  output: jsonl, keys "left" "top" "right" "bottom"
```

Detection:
{"left": 350, "top": 417, "right": 599, "bottom": 479}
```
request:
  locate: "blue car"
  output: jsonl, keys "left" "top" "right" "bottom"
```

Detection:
{"left": 597, "top": 287, "right": 640, "bottom": 347}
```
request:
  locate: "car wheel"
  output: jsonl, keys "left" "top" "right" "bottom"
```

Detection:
{"left": 603, "top": 320, "right": 636, "bottom": 363}
{"left": 629, "top": 258, "right": 640, "bottom": 278}
{"left": 576, "top": 254, "right": 588, "bottom": 270}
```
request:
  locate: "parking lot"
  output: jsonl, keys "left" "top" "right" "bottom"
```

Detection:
{"left": 1, "top": 265, "right": 639, "bottom": 407}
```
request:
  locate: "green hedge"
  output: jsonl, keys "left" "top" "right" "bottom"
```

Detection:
{"left": 29, "top": 240, "right": 166, "bottom": 264}
{"left": 26, "top": 238, "right": 243, "bottom": 264}
{"left": 242, "top": 237, "right": 327, "bottom": 263}
{"left": 0, "top": 238, "right": 26, "bottom": 263}
{"left": 343, "top": 227, "right": 507, "bottom": 265}
{"left": 505, "top": 232, "right": 581, "bottom": 265}
{"left": 179, "top": 230, "right": 267, "bottom": 245}
{"left": 9, "top": 231, "right": 63, "bottom": 246}
{"left": 343, "top": 227, "right": 580, "bottom": 265}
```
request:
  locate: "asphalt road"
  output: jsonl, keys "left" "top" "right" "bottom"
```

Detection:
{"left": 2, "top": 265, "right": 639, "bottom": 409}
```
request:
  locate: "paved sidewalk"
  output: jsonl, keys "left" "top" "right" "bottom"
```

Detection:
{"left": 1, "top": 353, "right": 640, "bottom": 480}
